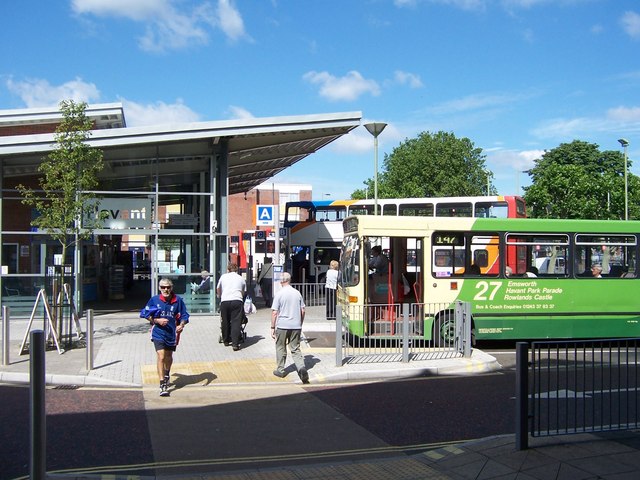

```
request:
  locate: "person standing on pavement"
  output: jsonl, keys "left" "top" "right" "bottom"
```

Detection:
{"left": 325, "top": 260, "right": 339, "bottom": 320}
{"left": 216, "top": 262, "right": 246, "bottom": 351}
{"left": 140, "top": 278, "right": 190, "bottom": 397}
{"left": 257, "top": 257, "right": 274, "bottom": 307}
{"left": 271, "top": 272, "right": 309, "bottom": 383}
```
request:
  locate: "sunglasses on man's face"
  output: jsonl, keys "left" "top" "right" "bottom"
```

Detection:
{"left": 160, "top": 286, "right": 172, "bottom": 290}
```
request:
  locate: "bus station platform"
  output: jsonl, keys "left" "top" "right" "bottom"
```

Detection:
{"left": 0, "top": 304, "right": 499, "bottom": 387}
{"left": 2, "top": 305, "right": 640, "bottom": 480}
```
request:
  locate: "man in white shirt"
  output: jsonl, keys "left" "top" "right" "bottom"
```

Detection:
{"left": 216, "top": 263, "right": 246, "bottom": 351}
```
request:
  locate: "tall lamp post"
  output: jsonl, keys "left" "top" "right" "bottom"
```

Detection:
{"left": 618, "top": 138, "right": 629, "bottom": 220}
{"left": 364, "top": 122, "right": 387, "bottom": 215}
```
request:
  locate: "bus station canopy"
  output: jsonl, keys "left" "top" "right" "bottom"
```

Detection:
{"left": 0, "top": 110, "right": 362, "bottom": 194}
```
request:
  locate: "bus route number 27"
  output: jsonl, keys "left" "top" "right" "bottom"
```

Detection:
{"left": 473, "top": 281, "right": 502, "bottom": 301}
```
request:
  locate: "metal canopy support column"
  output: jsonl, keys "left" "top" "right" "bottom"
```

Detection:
{"left": 210, "top": 139, "right": 228, "bottom": 312}
{"left": 0, "top": 157, "right": 3, "bottom": 306}
{"left": 216, "top": 140, "right": 229, "bottom": 278}
{"left": 151, "top": 145, "right": 160, "bottom": 297}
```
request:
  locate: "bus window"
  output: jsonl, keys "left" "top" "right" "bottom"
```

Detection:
{"left": 382, "top": 204, "right": 397, "bottom": 216}
{"left": 314, "top": 206, "right": 346, "bottom": 222}
{"left": 475, "top": 201, "right": 508, "bottom": 218}
{"left": 434, "top": 250, "right": 452, "bottom": 267}
{"left": 469, "top": 235, "right": 499, "bottom": 275}
{"left": 399, "top": 203, "right": 434, "bottom": 216}
{"left": 433, "top": 249, "right": 465, "bottom": 277}
{"left": 515, "top": 198, "right": 527, "bottom": 217}
{"left": 436, "top": 202, "right": 472, "bottom": 217}
{"left": 575, "top": 234, "right": 637, "bottom": 277}
{"left": 506, "top": 233, "right": 569, "bottom": 276}
{"left": 314, "top": 248, "right": 340, "bottom": 266}
{"left": 349, "top": 204, "right": 377, "bottom": 216}
{"left": 340, "top": 235, "right": 360, "bottom": 287}
{"left": 473, "top": 249, "right": 489, "bottom": 268}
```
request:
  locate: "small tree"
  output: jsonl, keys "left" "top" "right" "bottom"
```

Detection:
{"left": 352, "top": 131, "right": 491, "bottom": 199}
{"left": 17, "top": 100, "right": 105, "bottom": 269}
{"left": 523, "top": 140, "right": 637, "bottom": 219}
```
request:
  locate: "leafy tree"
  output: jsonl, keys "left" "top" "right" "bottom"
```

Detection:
{"left": 352, "top": 131, "right": 492, "bottom": 199}
{"left": 523, "top": 140, "right": 637, "bottom": 219}
{"left": 17, "top": 100, "right": 105, "bottom": 265}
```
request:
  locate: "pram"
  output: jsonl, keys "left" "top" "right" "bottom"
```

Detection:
{"left": 218, "top": 313, "right": 248, "bottom": 344}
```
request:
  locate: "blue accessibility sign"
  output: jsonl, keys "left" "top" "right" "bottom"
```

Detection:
{"left": 256, "top": 205, "right": 275, "bottom": 226}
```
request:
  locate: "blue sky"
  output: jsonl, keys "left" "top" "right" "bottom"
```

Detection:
{"left": 2, "top": 0, "right": 639, "bottom": 199}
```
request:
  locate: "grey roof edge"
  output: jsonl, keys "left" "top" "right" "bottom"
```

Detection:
{"left": 0, "top": 102, "right": 125, "bottom": 124}
{"left": 0, "top": 111, "right": 363, "bottom": 154}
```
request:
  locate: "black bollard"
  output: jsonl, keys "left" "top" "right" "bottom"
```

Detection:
{"left": 515, "top": 341, "right": 529, "bottom": 450}
{"left": 30, "top": 330, "right": 46, "bottom": 479}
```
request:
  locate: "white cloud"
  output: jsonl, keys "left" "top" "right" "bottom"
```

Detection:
{"left": 621, "top": 11, "right": 640, "bottom": 39}
{"left": 486, "top": 148, "right": 542, "bottom": 179}
{"left": 302, "top": 70, "right": 381, "bottom": 102}
{"left": 394, "top": 0, "right": 594, "bottom": 13}
{"left": 226, "top": 105, "right": 255, "bottom": 119}
{"left": 330, "top": 121, "right": 402, "bottom": 155}
{"left": 216, "top": 0, "right": 247, "bottom": 42}
{"left": 71, "top": 0, "right": 169, "bottom": 21}
{"left": 590, "top": 24, "right": 604, "bottom": 35}
{"left": 428, "top": 92, "right": 527, "bottom": 115}
{"left": 71, "top": 0, "right": 248, "bottom": 52}
{"left": 121, "top": 98, "right": 201, "bottom": 126}
{"left": 6, "top": 77, "right": 101, "bottom": 107}
{"left": 393, "top": 70, "right": 424, "bottom": 88}
{"left": 394, "top": 0, "right": 418, "bottom": 7}
{"left": 530, "top": 111, "right": 640, "bottom": 141}
{"left": 607, "top": 106, "right": 640, "bottom": 122}
{"left": 395, "top": 0, "right": 485, "bottom": 10}
{"left": 531, "top": 117, "right": 598, "bottom": 139}
{"left": 501, "top": 0, "right": 549, "bottom": 7}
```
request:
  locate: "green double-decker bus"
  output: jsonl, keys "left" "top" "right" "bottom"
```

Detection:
{"left": 338, "top": 215, "right": 640, "bottom": 342}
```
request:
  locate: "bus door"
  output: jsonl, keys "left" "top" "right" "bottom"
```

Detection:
{"left": 369, "top": 236, "right": 423, "bottom": 305}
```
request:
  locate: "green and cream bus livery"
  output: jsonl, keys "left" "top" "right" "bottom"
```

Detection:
{"left": 338, "top": 215, "right": 639, "bottom": 343}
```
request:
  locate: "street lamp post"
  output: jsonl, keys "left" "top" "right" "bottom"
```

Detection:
{"left": 364, "top": 122, "right": 387, "bottom": 215}
{"left": 618, "top": 138, "right": 629, "bottom": 220}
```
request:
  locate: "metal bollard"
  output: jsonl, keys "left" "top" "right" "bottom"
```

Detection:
{"left": 515, "top": 341, "right": 529, "bottom": 450}
{"left": 402, "top": 304, "right": 409, "bottom": 363}
{"left": 335, "top": 305, "right": 343, "bottom": 367}
{"left": 30, "top": 330, "right": 46, "bottom": 480}
{"left": 86, "top": 309, "right": 94, "bottom": 371}
{"left": 2, "top": 305, "right": 9, "bottom": 366}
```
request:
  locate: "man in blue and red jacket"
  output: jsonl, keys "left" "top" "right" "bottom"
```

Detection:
{"left": 140, "top": 278, "right": 190, "bottom": 397}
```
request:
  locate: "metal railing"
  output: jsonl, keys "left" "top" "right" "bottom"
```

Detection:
{"left": 516, "top": 339, "right": 640, "bottom": 450}
{"left": 290, "top": 282, "right": 327, "bottom": 307}
{"left": 335, "top": 301, "right": 472, "bottom": 366}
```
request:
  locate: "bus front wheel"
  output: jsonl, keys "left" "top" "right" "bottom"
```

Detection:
{"left": 433, "top": 312, "right": 456, "bottom": 347}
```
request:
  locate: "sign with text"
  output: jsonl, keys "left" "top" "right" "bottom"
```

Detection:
{"left": 84, "top": 198, "right": 152, "bottom": 229}
{"left": 256, "top": 205, "right": 275, "bottom": 226}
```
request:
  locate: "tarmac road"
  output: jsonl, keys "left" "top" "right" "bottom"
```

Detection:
{"left": 1, "top": 371, "right": 516, "bottom": 479}
{"left": 1, "top": 384, "right": 153, "bottom": 480}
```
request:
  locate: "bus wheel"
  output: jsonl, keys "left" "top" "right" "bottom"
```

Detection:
{"left": 433, "top": 311, "right": 456, "bottom": 347}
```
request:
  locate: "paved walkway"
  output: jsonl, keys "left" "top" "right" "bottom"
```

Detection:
{"left": 0, "top": 304, "right": 499, "bottom": 386}
{"left": 2, "top": 305, "right": 640, "bottom": 479}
